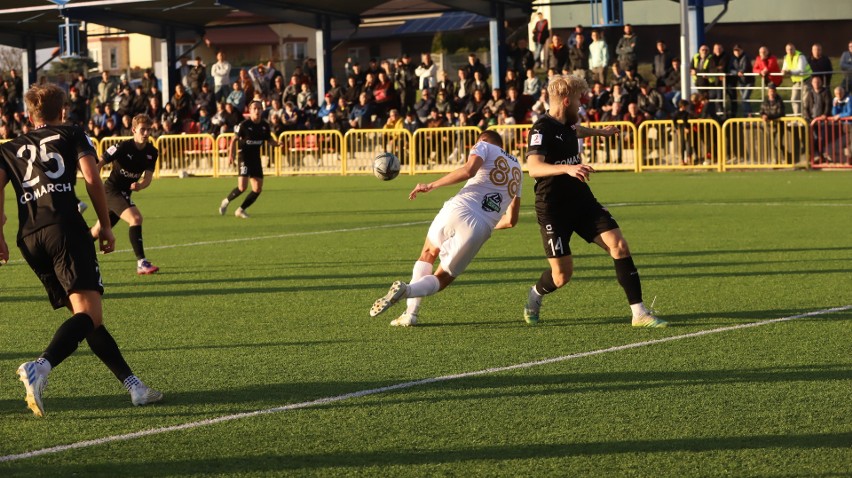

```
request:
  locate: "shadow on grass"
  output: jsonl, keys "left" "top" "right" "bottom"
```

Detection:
{"left": 1, "top": 431, "right": 850, "bottom": 474}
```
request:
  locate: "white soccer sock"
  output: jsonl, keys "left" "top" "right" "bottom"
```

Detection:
{"left": 406, "top": 274, "right": 441, "bottom": 298}
{"left": 630, "top": 303, "right": 648, "bottom": 318}
{"left": 406, "top": 261, "right": 432, "bottom": 314}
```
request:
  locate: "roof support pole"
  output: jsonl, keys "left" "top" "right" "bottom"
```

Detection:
{"left": 315, "top": 14, "right": 332, "bottom": 99}
{"left": 688, "top": 0, "right": 704, "bottom": 54}
{"left": 489, "top": 2, "right": 506, "bottom": 89}
{"left": 679, "top": 0, "right": 691, "bottom": 99}
{"left": 162, "top": 26, "right": 178, "bottom": 107}
{"left": 24, "top": 35, "right": 37, "bottom": 90}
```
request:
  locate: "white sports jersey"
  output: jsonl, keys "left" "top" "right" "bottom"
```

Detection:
{"left": 444, "top": 141, "right": 523, "bottom": 229}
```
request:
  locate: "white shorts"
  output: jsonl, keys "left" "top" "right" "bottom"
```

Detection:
{"left": 426, "top": 205, "right": 493, "bottom": 277}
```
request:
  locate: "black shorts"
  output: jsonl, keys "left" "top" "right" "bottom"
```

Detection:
{"left": 536, "top": 199, "right": 619, "bottom": 258}
{"left": 105, "top": 187, "right": 134, "bottom": 216}
{"left": 239, "top": 157, "right": 264, "bottom": 178}
{"left": 18, "top": 222, "right": 104, "bottom": 310}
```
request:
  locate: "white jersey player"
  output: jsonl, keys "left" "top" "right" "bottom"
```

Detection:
{"left": 369, "top": 130, "right": 523, "bottom": 326}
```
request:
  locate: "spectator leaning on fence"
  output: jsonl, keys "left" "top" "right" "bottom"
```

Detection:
{"left": 730, "top": 45, "right": 754, "bottom": 117}
{"left": 803, "top": 76, "right": 832, "bottom": 161}
{"left": 808, "top": 43, "right": 833, "bottom": 89}
{"left": 841, "top": 41, "right": 852, "bottom": 93}
{"left": 781, "top": 43, "right": 812, "bottom": 116}
{"left": 753, "top": 46, "right": 782, "bottom": 88}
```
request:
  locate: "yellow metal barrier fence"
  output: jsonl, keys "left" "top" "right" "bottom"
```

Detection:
{"left": 342, "top": 128, "right": 413, "bottom": 175}
{"left": 278, "top": 131, "right": 345, "bottom": 175}
{"left": 639, "top": 119, "right": 722, "bottom": 171}
{"left": 722, "top": 117, "right": 809, "bottom": 170}
{"left": 581, "top": 121, "right": 639, "bottom": 171}
{"left": 213, "top": 133, "right": 279, "bottom": 178}
{"left": 155, "top": 134, "right": 217, "bottom": 177}
{"left": 412, "top": 127, "right": 481, "bottom": 173}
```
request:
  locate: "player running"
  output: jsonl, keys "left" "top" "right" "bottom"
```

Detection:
{"left": 218, "top": 100, "right": 280, "bottom": 218}
{"left": 89, "top": 114, "right": 160, "bottom": 274}
{"left": 523, "top": 75, "right": 667, "bottom": 327}
{"left": 369, "top": 130, "right": 522, "bottom": 326}
{"left": 0, "top": 84, "right": 162, "bottom": 417}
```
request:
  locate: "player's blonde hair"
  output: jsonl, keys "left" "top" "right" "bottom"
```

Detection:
{"left": 132, "top": 114, "right": 151, "bottom": 130}
{"left": 25, "top": 84, "right": 65, "bottom": 124}
{"left": 547, "top": 74, "right": 589, "bottom": 101}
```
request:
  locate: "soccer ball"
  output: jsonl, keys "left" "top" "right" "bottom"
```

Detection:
{"left": 373, "top": 152, "right": 401, "bottom": 181}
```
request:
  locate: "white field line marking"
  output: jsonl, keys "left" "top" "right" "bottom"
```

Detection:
{"left": 1, "top": 305, "right": 849, "bottom": 463}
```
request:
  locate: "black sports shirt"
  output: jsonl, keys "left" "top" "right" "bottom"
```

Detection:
{"left": 234, "top": 118, "right": 271, "bottom": 163}
{"left": 0, "top": 125, "right": 94, "bottom": 239}
{"left": 102, "top": 140, "right": 158, "bottom": 192}
{"left": 526, "top": 114, "right": 595, "bottom": 209}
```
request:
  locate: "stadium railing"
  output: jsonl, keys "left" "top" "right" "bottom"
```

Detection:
{"left": 582, "top": 121, "right": 639, "bottom": 172}
{"left": 722, "top": 117, "right": 809, "bottom": 170}
{"left": 278, "top": 130, "right": 345, "bottom": 175}
{"left": 638, "top": 119, "right": 721, "bottom": 171}
{"left": 342, "top": 128, "right": 413, "bottom": 175}
{"left": 412, "top": 127, "right": 480, "bottom": 174}
{"left": 156, "top": 133, "right": 217, "bottom": 177}
{"left": 809, "top": 117, "right": 852, "bottom": 169}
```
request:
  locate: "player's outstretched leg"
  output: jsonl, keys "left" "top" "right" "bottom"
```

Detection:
{"left": 391, "top": 261, "right": 433, "bottom": 327}
{"left": 370, "top": 281, "right": 409, "bottom": 317}
{"left": 612, "top": 257, "right": 668, "bottom": 328}
{"left": 524, "top": 269, "right": 559, "bottom": 325}
{"left": 85, "top": 325, "right": 163, "bottom": 405}
{"left": 219, "top": 188, "right": 243, "bottom": 215}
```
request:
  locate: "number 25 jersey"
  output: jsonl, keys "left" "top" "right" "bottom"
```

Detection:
{"left": 0, "top": 125, "right": 95, "bottom": 239}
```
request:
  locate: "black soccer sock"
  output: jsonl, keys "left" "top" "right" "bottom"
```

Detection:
{"left": 534, "top": 269, "right": 559, "bottom": 295}
{"left": 40, "top": 313, "right": 96, "bottom": 368}
{"left": 614, "top": 256, "right": 643, "bottom": 305}
{"left": 86, "top": 326, "right": 133, "bottom": 382}
{"left": 226, "top": 188, "right": 243, "bottom": 202}
{"left": 239, "top": 191, "right": 260, "bottom": 210}
{"left": 128, "top": 225, "right": 145, "bottom": 260}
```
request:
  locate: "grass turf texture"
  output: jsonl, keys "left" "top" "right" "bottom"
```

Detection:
{"left": 0, "top": 171, "right": 850, "bottom": 477}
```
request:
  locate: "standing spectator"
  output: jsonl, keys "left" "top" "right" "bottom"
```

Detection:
{"left": 841, "top": 40, "right": 852, "bottom": 93}
{"left": 238, "top": 69, "right": 255, "bottom": 108}
{"left": 415, "top": 53, "right": 438, "bottom": 93}
{"left": 729, "top": 45, "right": 754, "bottom": 117}
{"left": 211, "top": 51, "right": 232, "bottom": 103}
{"left": 176, "top": 56, "right": 192, "bottom": 90}
{"left": 615, "top": 24, "right": 638, "bottom": 73}
{"left": 171, "top": 84, "right": 192, "bottom": 121}
{"left": 512, "top": 39, "right": 535, "bottom": 74}
{"left": 567, "top": 25, "right": 588, "bottom": 50}
{"left": 464, "top": 53, "right": 488, "bottom": 81}
{"left": 546, "top": 35, "right": 569, "bottom": 73}
{"left": 568, "top": 34, "right": 590, "bottom": 82}
{"left": 454, "top": 68, "right": 473, "bottom": 112}
{"left": 672, "top": 99, "right": 695, "bottom": 164}
{"left": 188, "top": 56, "right": 206, "bottom": 96}
{"left": 130, "top": 85, "right": 148, "bottom": 116}
{"left": 97, "top": 71, "right": 116, "bottom": 109}
{"left": 523, "top": 68, "right": 543, "bottom": 99}
{"left": 589, "top": 29, "right": 609, "bottom": 86}
{"left": 781, "top": 43, "right": 812, "bottom": 116}
{"left": 808, "top": 43, "right": 833, "bottom": 89}
{"left": 66, "top": 87, "right": 88, "bottom": 125}
{"left": 283, "top": 74, "right": 301, "bottom": 105}
{"left": 803, "top": 76, "right": 832, "bottom": 160}
{"left": 691, "top": 45, "right": 717, "bottom": 98}
{"left": 664, "top": 57, "right": 683, "bottom": 109}
{"left": 753, "top": 46, "right": 782, "bottom": 88}
{"left": 436, "top": 70, "right": 454, "bottom": 97}
{"left": 710, "top": 43, "right": 731, "bottom": 114}
{"left": 395, "top": 55, "right": 416, "bottom": 115}
{"left": 532, "top": 12, "right": 550, "bottom": 68}
{"left": 653, "top": 40, "right": 673, "bottom": 88}
{"left": 372, "top": 70, "right": 395, "bottom": 121}
{"left": 73, "top": 72, "right": 92, "bottom": 117}
{"left": 248, "top": 63, "right": 272, "bottom": 99}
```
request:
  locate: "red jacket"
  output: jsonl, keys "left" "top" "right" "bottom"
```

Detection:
{"left": 753, "top": 55, "right": 782, "bottom": 86}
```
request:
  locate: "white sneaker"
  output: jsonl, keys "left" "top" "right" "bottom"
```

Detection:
{"left": 390, "top": 312, "right": 418, "bottom": 327}
{"left": 234, "top": 207, "right": 250, "bottom": 219}
{"left": 632, "top": 312, "right": 668, "bottom": 328}
{"left": 370, "top": 281, "right": 408, "bottom": 317}
{"left": 218, "top": 198, "right": 229, "bottom": 215}
{"left": 130, "top": 382, "right": 164, "bottom": 406}
{"left": 17, "top": 361, "right": 49, "bottom": 417}
{"left": 77, "top": 201, "right": 88, "bottom": 214}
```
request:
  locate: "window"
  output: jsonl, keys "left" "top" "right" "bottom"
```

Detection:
{"left": 109, "top": 48, "right": 118, "bottom": 70}
{"left": 282, "top": 41, "right": 307, "bottom": 61}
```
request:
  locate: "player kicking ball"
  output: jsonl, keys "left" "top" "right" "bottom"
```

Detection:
{"left": 370, "top": 130, "right": 522, "bottom": 326}
{"left": 89, "top": 114, "right": 160, "bottom": 274}
{"left": 523, "top": 75, "right": 667, "bottom": 327}
{"left": 0, "top": 84, "right": 161, "bottom": 417}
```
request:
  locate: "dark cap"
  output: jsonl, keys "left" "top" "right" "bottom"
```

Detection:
{"left": 767, "top": 83, "right": 776, "bottom": 90}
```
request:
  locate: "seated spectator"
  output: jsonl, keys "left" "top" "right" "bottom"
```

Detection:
{"left": 130, "top": 85, "right": 148, "bottom": 116}
{"left": 434, "top": 89, "right": 453, "bottom": 116}
{"left": 222, "top": 102, "right": 241, "bottom": 132}
{"left": 150, "top": 119, "right": 164, "bottom": 139}
{"left": 269, "top": 112, "right": 284, "bottom": 137}
{"left": 281, "top": 101, "right": 300, "bottom": 131}
{"left": 503, "top": 86, "right": 524, "bottom": 123}
{"left": 119, "top": 115, "right": 133, "bottom": 136}
{"left": 637, "top": 81, "right": 666, "bottom": 119}
{"left": 195, "top": 82, "right": 216, "bottom": 118}
{"left": 600, "top": 99, "right": 623, "bottom": 122}
{"left": 403, "top": 111, "right": 419, "bottom": 134}
{"left": 327, "top": 76, "right": 343, "bottom": 103}
{"left": 383, "top": 108, "right": 404, "bottom": 129}
{"left": 323, "top": 109, "right": 347, "bottom": 134}
{"left": 471, "top": 70, "right": 490, "bottom": 98}
{"left": 587, "top": 81, "right": 611, "bottom": 122}
{"left": 348, "top": 92, "right": 373, "bottom": 129}
{"left": 198, "top": 108, "right": 212, "bottom": 134}
{"left": 283, "top": 74, "right": 301, "bottom": 104}
{"left": 504, "top": 69, "right": 522, "bottom": 94}
{"left": 425, "top": 108, "right": 447, "bottom": 128}
{"left": 66, "top": 87, "right": 88, "bottom": 126}
{"left": 485, "top": 88, "right": 505, "bottom": 115}
{"left": 463, "top": 89, "right": 488, "bottom": 125}
{"left": 269, "top": 75, "right": 286, "bottom": 105}
{"left": 318, "top": 93, "right": 337, "bottom": 125}
{"left": 414, "top": 89, "right": 435, "bottom": 124}
{"left": 621, "top": 69, "right": 643, "bottom": 104}
{"left": 531, "top": 88, "right": 549, "bottom": 122}
{"left": 297, "top": 83, "right": 315, "bottom": 111}
{"left": 342, "top": 75, "right": 360, "bottom": 107}
{"left": 523, "top": 68, "right": 543, "bottom": 98}
{"left": 760, "top": 83, "right": 785, "bottom": 121}
{"left": 160, "top": 102, "right": 179, "bottom": 134}
{"left": 103, "top": 117, "right": 118, "bottom": 137}
{"left": 266, "top": 98, "right": 285, "bottom": 120}
{"left": 334, "top": 97, "right": 349, "bottom": 124}
{"left": 610, "top": 63, "right": 626, "bottom": 87}
{"left": 226, "top": 81, "right": 246, "bottom": 112}
{"left": 372, "top": 70, "right": 395, "bottom": 121}
{"left": 171, "top": 84, "right": 192, "bottom": 120}
{"left": 301, "top": 96, "right": 321, "bottom": 130}
{"left": 477, "top": 108, "right": 497, "bottom": 130}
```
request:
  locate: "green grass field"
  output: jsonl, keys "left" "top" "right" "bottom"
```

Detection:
{"left": 1, "top": 171, "right": 850, "bottom": 477}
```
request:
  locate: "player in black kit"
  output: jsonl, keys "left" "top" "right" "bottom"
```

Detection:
{"left": 0, "top": 84, "right": 162, "bottom": 417}
{"left": 89, "top": 114, "right": 160, "bottom": 274}
{"left": 523, "top": 75, "right": 667, "bottom": 328}
{"left": 218, "top": 100, "right": 281, "bottom": 218}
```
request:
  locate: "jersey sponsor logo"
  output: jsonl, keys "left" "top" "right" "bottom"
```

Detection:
{"left": 19, "top": 181, "right": 73, "bottom": 204}
{"left": 245, "top": 140, "right": 265, "bottom": 146}
{"left": 553, "top": 153, "right": 582, "bottom": 165}
{"left": 107, "top": 145, "right": 118, "bottom": 155}
{"left": 118, "top": 168, "right": 142, "bottom": 180}
{"left": 530, "top": 133, "right": 543, "bottom": 146}
{"left": 481, "top": 192, "right": 503, "bottom": 212}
